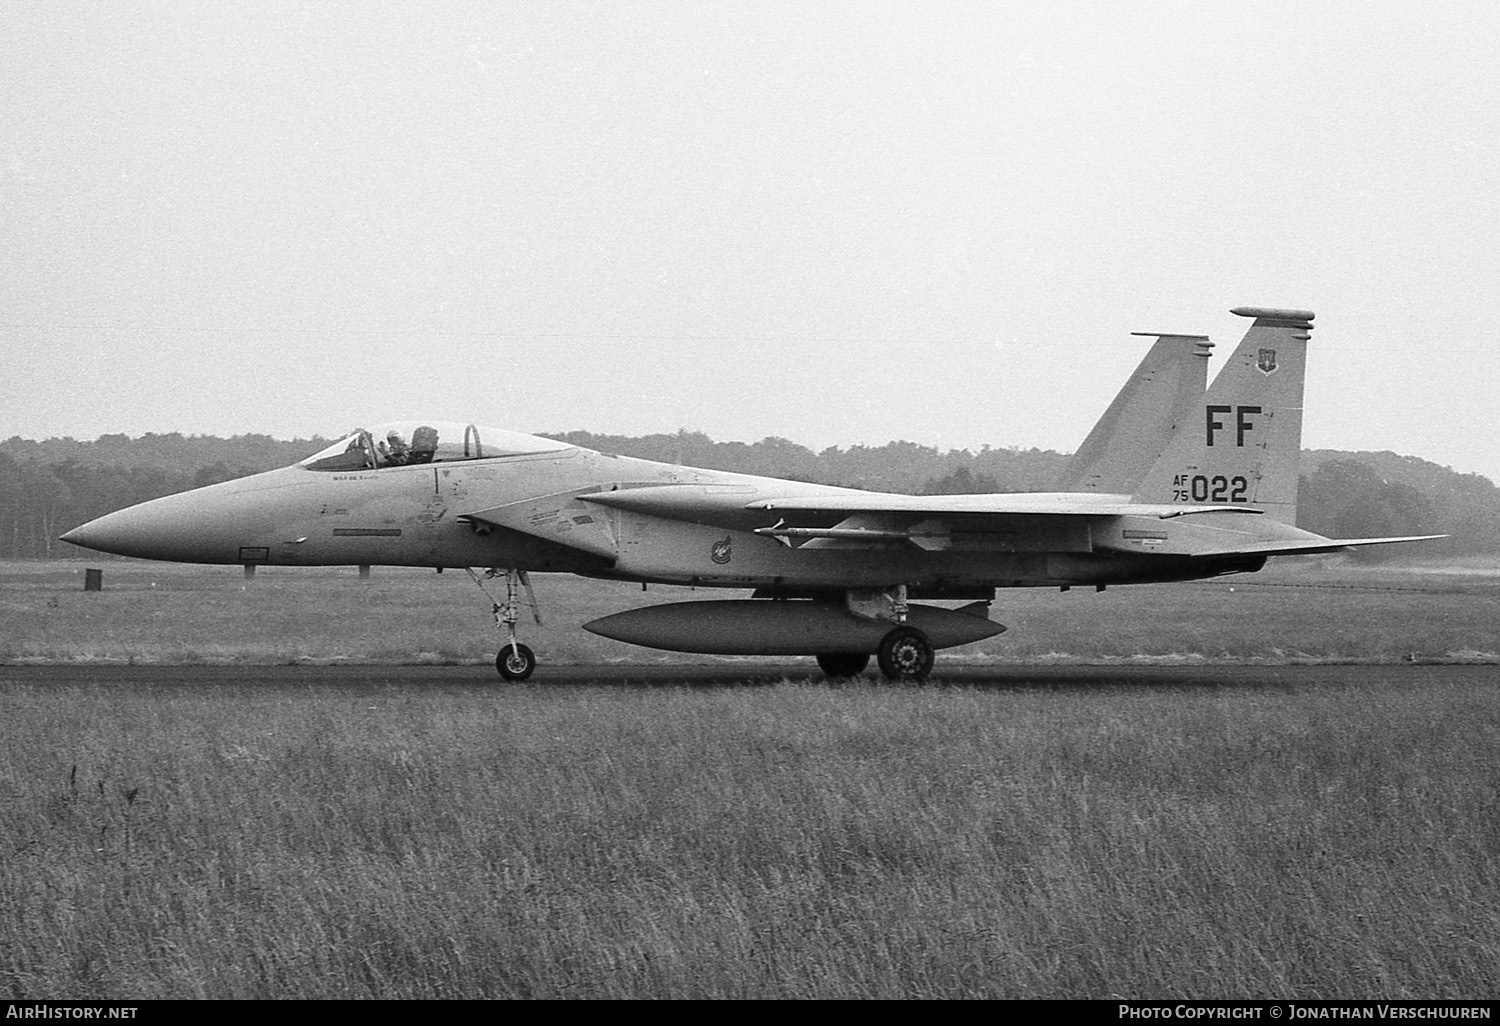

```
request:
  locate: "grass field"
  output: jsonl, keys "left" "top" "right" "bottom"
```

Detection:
{"left": 2, "top": 558, "right": 1498, "bottom": 998}
{"left": 1, "top": 670, "right": 1497, "bottom": 998}
{"left": 2, "top": 556, "right": 1498, "bottom": 667}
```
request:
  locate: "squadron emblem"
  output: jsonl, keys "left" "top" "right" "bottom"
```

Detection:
{"left": 1256, "top": 348, "right": 1278, "bottom": 375}
{"left": 710, "top": 536, "right": 733, "bottom": 564}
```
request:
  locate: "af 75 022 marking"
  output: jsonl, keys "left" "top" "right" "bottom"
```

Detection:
{"left": 1172, "top": 475, "right": 1249, "bottom": 503}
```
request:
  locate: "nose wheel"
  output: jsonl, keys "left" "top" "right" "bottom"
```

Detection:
{"left": 467, "top": 568, "right": 543, "bottom": 681}
{"left": 496, "top": 642, "right": 536, "bottom": 681}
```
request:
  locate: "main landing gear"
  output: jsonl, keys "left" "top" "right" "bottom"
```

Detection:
{"left": 816, "top": 652, "right": 870, "bottom": 678}
{"left": 467, "top": 568, "right": 542, "bottom": 680}
{"left": 815, "top": 626, "right": 935, "bottom": 682}
{"left": 816, "top": 585, "right": 937, "bottom": 682}
{"left": 876, "top": 625, "right": 935, "bottom": 682}
{"left": 865, "top": 584, "right": 935, "bottom": 683}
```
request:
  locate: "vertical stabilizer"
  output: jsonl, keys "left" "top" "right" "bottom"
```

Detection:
{"left": 1132, "top": 307, "right": 1314, "bottom": 523}
{"left": 1057, "top": 333, "right": 1212, "bottom": 493}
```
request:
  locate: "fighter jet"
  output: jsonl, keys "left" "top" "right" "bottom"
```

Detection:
{"left": 61, "top": 307, "right": 1441, "bottom": 681}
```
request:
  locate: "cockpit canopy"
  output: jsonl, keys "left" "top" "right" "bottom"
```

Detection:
{"left": 300, "top": 421, "right": 571, "bottom": 472}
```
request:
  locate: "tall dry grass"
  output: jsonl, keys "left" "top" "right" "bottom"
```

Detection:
{"left": 2, "top": 675, "right": 1497, "bottom": 998}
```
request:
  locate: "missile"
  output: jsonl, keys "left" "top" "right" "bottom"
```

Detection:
{"left": 583, "top": 600, "right": 1006, "bottom": 655}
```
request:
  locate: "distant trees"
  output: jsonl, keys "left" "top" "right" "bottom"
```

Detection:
{"left": 547, "top": 431, "right": 1069, "bottom": 494}
{"left": 1, "top": 432, "right": 1496, "bottom": 559}
{"left": 922, "top": 466, "right": 1002, "bottom": 495}
{"left": 1300, "top": 451, "right": 1500, "bottom": 560}
{"left": 1297, "top": 460, "right": 1435, "bottom": 561}
{"left": 0, "top": 434, "right": 328, "bottom": 558}
{"left": 0, "top": 453, "right": 70, "bottom": 557}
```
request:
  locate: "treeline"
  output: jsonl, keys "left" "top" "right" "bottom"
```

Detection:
{"left": 0, "top": 433, "right": 334, "bottom": 558}
{"left": 544, "top": 430, "right": 1068, "bottom": 493}
{"left": 2, "top": 431, "right": 1495, "bottom": 560}
{"left": 1298, "top": 451, "right": 1500, "bottom": 559}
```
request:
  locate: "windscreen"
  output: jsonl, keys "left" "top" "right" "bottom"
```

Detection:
{"left": 300, "top": 421, "right": 570, "bottom": 471}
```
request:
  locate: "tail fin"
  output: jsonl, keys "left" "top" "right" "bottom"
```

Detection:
{"left": 1132, "top": 307, "right": 1313, "bottom": 524}
{"left": 1057, "top": 333, "right": 1212, "bottom": 493}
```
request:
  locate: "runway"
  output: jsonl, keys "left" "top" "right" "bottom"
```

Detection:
{"left": 2, "top": 660, "right": 1494, "bottom": 690}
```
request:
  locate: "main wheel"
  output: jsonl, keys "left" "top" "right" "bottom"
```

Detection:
{"left": 496, "top": 642, "right": 536, "bottom": 681}
{"left": 877, "top": 626, "right": 934, "bottom": 682}
{"left": 816, "top": 652, "right": 870, "bottom": 678}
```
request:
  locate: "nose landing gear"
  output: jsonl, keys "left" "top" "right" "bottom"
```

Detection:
{"left": 467, "top": 568, "right": 542, "bottom": 680}
{"left": 496, "top": 642, "right": 536, "bottom": 681}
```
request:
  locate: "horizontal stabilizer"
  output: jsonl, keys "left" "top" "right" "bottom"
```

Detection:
{"left": 1189, "top": 533, "right": 1447, "bottom": 559}
{"left": 1331, "top": 534, "right": 1448, "bottom": 548}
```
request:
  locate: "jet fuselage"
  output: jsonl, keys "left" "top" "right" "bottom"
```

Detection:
{"left": 62, "top": 442, "right": 1269, "bottom": 593}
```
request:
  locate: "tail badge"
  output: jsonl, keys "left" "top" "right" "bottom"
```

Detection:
{"left": 710, "top": 536, "right": 733, "bottom": 564}
{"left": 1256, "top": 348, "right": 1278, "bottom": 375}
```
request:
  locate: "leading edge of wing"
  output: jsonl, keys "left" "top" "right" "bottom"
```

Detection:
{"left": 748, "top": 492, "right": 1262, "bottom": 520}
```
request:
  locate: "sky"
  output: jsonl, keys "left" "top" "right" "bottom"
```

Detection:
{"left": 3, "top": 2, "right": 1498, "bottom": 482}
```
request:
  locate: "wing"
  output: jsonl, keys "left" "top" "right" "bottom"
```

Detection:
{"left": 744, "top": 491, "right": 1267, "bottom": 554}
{"left": 575, "top": 483, "right": 1261, "bottom": 554}
{"left": 507, "top": 483, "right": 1443, "bottom": 559}
{"left": 747, "top": 492, "right": 1256, "bottom": 519}
{"left": 578, "top": 484, "right": 1255, "bottom": 524}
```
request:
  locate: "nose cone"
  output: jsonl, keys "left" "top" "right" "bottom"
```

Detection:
{"left": 60, "top": 466, "right": 311, "bottom": 563}
{"left": 62, "top": 498, "right": 204, "bottom": 560}
{"left": 60, "top": 517, "right": 117, "bottom": 553}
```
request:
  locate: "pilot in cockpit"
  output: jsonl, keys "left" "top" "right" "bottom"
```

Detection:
{"left": 379, "top": 430, "right": 410, "bottom": 467}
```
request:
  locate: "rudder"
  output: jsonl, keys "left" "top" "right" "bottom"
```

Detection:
{"left": 1132, "top": 307, "right": 1314, "bottom": 523}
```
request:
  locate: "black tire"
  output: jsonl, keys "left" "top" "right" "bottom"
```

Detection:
{"left": 496, "top": 642, "right": 536, "bottom": 681}
{"left": 816, "top": 652, "right": 870, "bottom": 678}
{"left": 876, "top": 626, "right": 934, "bottom": 682}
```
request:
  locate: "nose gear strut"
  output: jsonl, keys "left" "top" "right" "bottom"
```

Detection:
{"left": 467, "top": 567, "right": 542, "bottom": 680}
